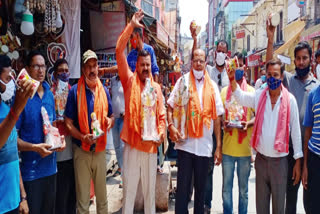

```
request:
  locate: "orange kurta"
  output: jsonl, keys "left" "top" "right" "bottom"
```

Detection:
{"left": 115, "top": 23, "right": 166, "bottom": 154}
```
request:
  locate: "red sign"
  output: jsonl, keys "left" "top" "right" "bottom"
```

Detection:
{"left": 247, "top": 54, "right": 260, "bottom": 67}
{"left": 236, "top": 30, "right": 245, "bottom": 39}
{"left": 300, "top": 30, "right": 320, "bottom": 42}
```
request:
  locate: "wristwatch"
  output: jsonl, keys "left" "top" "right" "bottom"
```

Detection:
{"left": 21, "top": 196, "right": 27, "bottom": 201}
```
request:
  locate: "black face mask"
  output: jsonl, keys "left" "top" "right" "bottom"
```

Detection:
{"left": 295, "top": 66, "right": 310, "bottom": 78}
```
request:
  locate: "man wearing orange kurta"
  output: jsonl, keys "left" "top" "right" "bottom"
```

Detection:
{"left": 115, "top": 10, "right": 166, "bottom": 214}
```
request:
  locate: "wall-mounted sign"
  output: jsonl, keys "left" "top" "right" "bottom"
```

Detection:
{"left": 236, "top": 30, "right": 245, "bottom": 39}
{"left": 296, "top": 0, "right": 306, "bottom": 8}
{"left": 277, "top": 54, "right": 291, "bottom": 65}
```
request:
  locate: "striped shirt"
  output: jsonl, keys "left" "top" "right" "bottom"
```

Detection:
{"left": 303, "top": 86, "right": 320, "bottom": 155}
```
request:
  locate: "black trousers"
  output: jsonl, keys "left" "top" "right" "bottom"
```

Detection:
{"left": 24, "top": 174, "right": 57, "bottom": 214}
{"left": 175, "top": 150, "right": 210, "bottom": 214}
{"left": 55, "top": 159, "right": 76, "bottom": 214}
{"left": 285, "top": 146, "right": 306, "bottom": 214}
{"left": 305, "top": 150, "right": 320, "bottom": 214}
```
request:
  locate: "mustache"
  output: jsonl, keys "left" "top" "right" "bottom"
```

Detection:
{"left": 142, "top": 70, "right": 149, "bottom": 73}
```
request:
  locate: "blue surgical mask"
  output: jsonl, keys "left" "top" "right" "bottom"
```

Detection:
{"left": 267, "top": 76, "right": 282, "bottom": 90}
{"left": 57, "top": 73, "right": 70, "bottom": 82}
{"left": 235, "top": 69, "right": 244, "bottom": 81}
{"left": 261, "top": 75, "right": 266, "bottom": 82}
{"left": 295, "top": 66, "right": 310, "bottom": 78}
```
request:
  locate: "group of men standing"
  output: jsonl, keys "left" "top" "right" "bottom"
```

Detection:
{"left": 1, "top": 7, "right": 320, "bottom": 214}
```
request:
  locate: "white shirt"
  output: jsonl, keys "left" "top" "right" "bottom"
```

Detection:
{"left": 316, "top": 64, "right": 320, "bottom": 81}
{"left": 167, "top": 72, "right": 224, "bottom": 157}
{"left": 207, "top": 65, "right": 229, "bottom": 91}
{"left": 110, "top": 76, "right": 125, "bottom": 118}
{"left": 233, "top": 87, "right": 303, "bottom": 159}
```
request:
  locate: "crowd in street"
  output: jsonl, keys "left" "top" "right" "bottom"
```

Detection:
{"left": 1, "top": 8, "right": 320, "bottom": 214}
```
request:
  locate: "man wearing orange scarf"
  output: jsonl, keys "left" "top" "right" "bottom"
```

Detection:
{"left": 115, "top": 10, "right": 166, "bottom": 214}
{"left": 167, "top": 49, "right": 224, "bottom": 213}
{"left": 64, "top": 50, "right": 114, "bottom": 214}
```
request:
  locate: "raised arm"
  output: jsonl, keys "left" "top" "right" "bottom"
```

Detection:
{"left": 0, "top": 79, "right": 34, "bottom": 149}
{"left": 266, "top": 17, "right": 276, "bottom": 62}
{"left": 115, "top": 9, "right": 144, "bottom": 86}
{"left": 226, "top": 65, "right": 255, "bottom": 108}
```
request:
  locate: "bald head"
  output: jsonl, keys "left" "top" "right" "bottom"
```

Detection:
{"left": 193, "top": 49, "right": 206, "bottom": 58}
{"left": 192, "top": 49, "right": 206, "bottom": 71}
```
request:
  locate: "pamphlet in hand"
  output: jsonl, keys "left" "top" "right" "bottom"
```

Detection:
{"left": 41, "top": 106, "right": 62, "bottom": 150}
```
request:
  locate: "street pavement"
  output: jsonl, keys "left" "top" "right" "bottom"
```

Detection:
{"left": 89, "top": 133, "right": 305, "bottom": 213}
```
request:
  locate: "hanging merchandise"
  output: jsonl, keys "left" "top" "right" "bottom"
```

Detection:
{"left": 47, "top": 42, "right": 67, "bottom": 66}
{"left": 20, "top": 1, "right": 34, "bottom": 35}
{"left": 44, "top": 0, "right": 62, "bottom": 33}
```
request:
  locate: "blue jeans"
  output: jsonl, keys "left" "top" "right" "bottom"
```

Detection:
{"left": 112, "top": 117, "right": 124, "bottom": 169}
{"left": 222, "top": 154, "right": 251, "bottom": 214}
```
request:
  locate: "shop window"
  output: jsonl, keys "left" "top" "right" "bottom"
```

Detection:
{"left": 276, "top": 11, "right": 283, "bottom": 43}
{"left": 155, "top": 7, "right": 160, "bottom": 21}
{"left": 247, "top": 35, "right": 250, "bottom": 51}
{"left": 141, "top": 0, "right": 153, "bottom": 16}
{"left": 315, "top": 0, "right": 320, "bottom": 24}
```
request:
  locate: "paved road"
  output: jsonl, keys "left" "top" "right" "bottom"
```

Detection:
{"left": 89, "top": 133, "right": 305, "bottom": 213}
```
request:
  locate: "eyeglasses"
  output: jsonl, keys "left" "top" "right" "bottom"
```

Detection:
{"left": 193, "top": 59, "right": 206, "bottom": 64}
{"left": 31, "top": 64, "right": 47, "bottom": 71}
{"left": 217, "top": 73, "right": 221, "bottom": 86}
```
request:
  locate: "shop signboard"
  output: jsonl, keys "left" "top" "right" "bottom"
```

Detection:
{"left": 236, "top": 30, "right": 245, "bottom": 39}
{"left": 90, "top": 11, "right": 126, "bottom": 50}
{"left": 277, "top": 54, "right": 291, "bottom": 65}
{"left": 247, "top": 53, "right": 260, "bottom": 67}
{"left": 101, "top": 1, "right": 125, "bottom": 12}
{"left": 300, "top": 30, "right": 320, "bottom": 42}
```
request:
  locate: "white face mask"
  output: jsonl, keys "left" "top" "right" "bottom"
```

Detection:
{"left": 193, "top": 69, "right": 204, "bottom": 80}
{"left": 216, "top": 52, "right": 226, "bottom": 66}
{"left": 0, "top": 79, "right": 15, "bottom": 102}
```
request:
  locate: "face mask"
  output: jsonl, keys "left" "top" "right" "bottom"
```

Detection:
{"left": 57, "top": 73, "right": 70, "bottom": 82}
{"left": 295, "top": 66, "right": 310, "bottom": 78}
{"left": 193, "top": 69, "right": 204, "bottom": 80}
{"left": 0, "top": 79, "right": 15, "bottom": 101}
{"left": 261, "top": 75, "right": 266, "bottom": 82}
{"left": 215, "top": 52, "right": 226, "bottom": 67}
{"left": 267, "top": 76, "right": 282, "bottom": 90}
{"left": 130, "top": 37, "right": 138, "bottom": 49}
{"left": 235, "top": 69, "right": 244, "bottom": 81}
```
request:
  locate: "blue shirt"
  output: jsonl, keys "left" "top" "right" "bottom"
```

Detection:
{"left": 16, "top": 82, "right": 57, "bottom": 181}
{"left": 303, "top": 86, "right": 320, "bottom": 156}
{"left": 127, "top": 43, "right": 159, "bottom": 76}
{"left": 64, "top": 82, "right": 113, "bottom": 147}
{"left": 0, "top": 102, "right": 20, "bottom": 213}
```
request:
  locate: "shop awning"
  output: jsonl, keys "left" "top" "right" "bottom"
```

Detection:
{"left": 274, "top": 23, "right": 305, "bottom": 55}
{"left": 123, "top": 0, "right": 156, "bottom": 27}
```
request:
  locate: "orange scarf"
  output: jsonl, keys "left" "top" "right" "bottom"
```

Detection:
{"left": 187, "top": 70, "right": 217, "bottom": 138}
{"left": 77, "top": 76, "right": 108, "bottom": 152}
{"left": 128, "top": 72, "right": 160, "bottom": 142}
